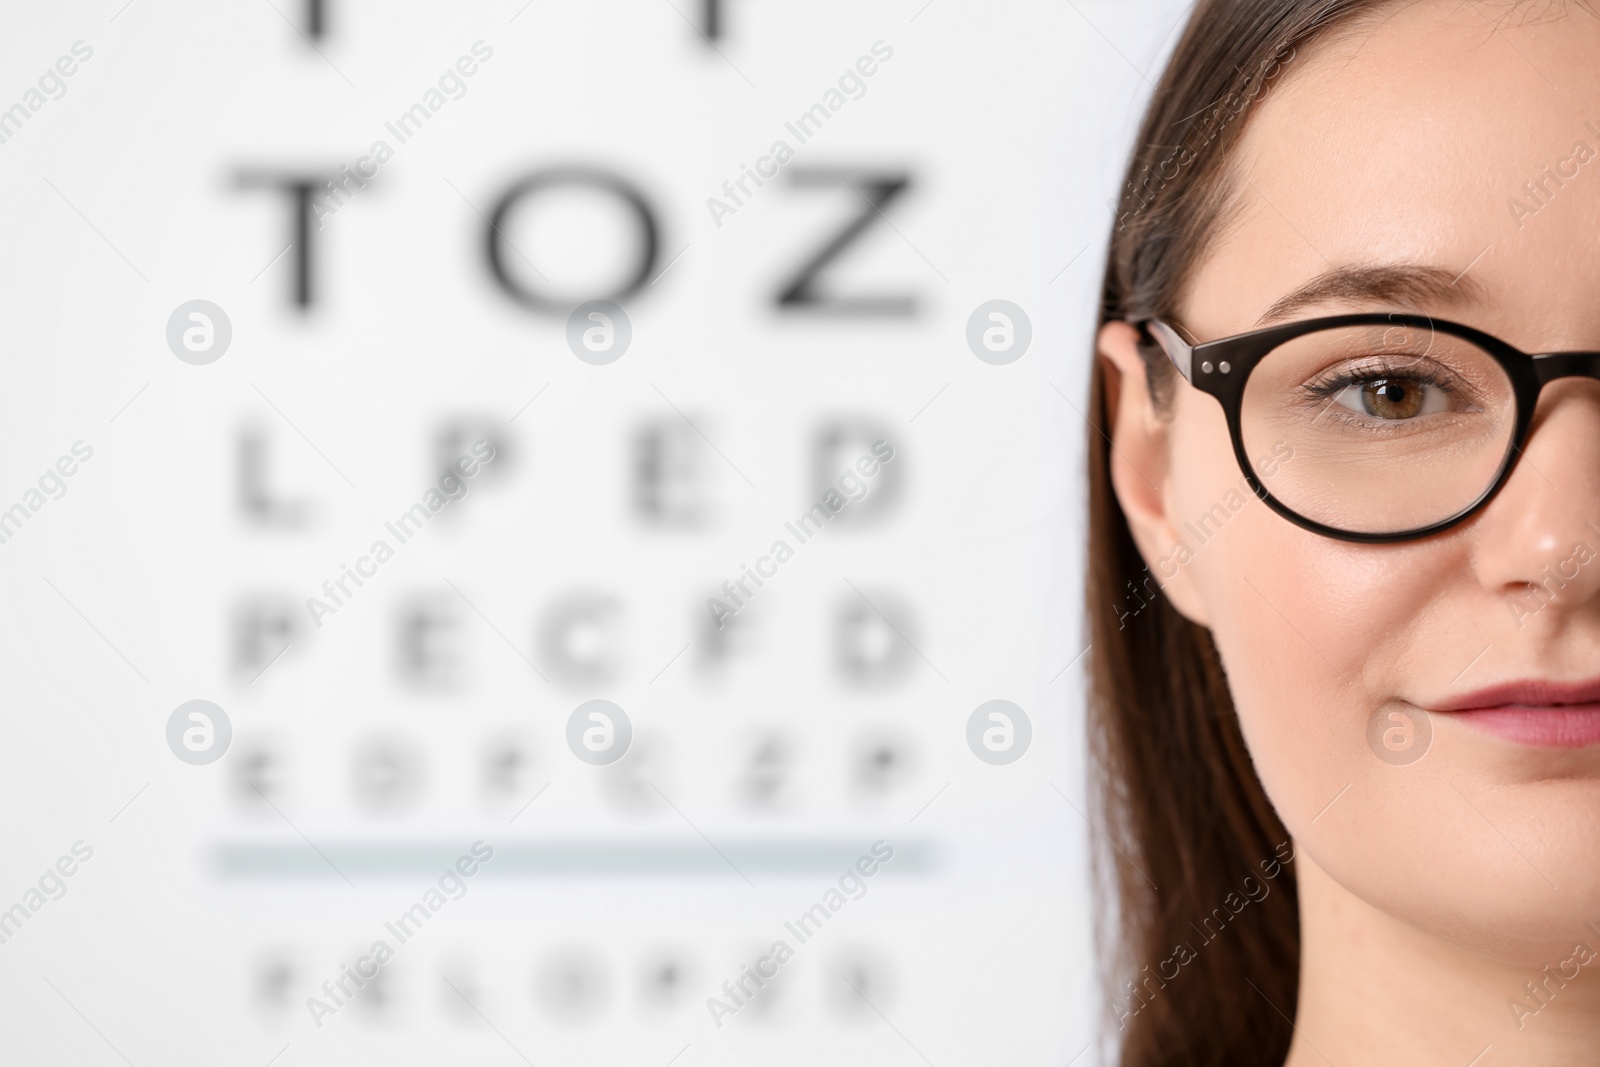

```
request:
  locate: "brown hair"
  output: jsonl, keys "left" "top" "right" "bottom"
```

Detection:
{"left": 1086, "top": 2, "right": 1394, "bottom": 1064}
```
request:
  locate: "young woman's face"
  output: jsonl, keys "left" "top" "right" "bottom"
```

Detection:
{"left": 1105, "top": 0, "right": 1600, "bottom": 964}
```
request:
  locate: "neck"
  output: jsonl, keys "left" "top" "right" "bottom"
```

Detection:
{"left": 1286, "top": 852, "right": 1600, "bottom": 1066}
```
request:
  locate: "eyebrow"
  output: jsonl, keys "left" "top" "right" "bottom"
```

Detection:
{"left": 1253, "top": 263, "right": 1488, "bottom": 328}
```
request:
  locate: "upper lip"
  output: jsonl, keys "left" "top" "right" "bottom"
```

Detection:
{"left": 1429, "top": 677, "right": 1600, "bottom": 713}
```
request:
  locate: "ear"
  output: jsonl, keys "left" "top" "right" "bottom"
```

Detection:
{"left": 1096, "top": 320, "right": 1211, "bottom": 627}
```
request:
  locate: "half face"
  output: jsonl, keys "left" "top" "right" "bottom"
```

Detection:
{"left": 1107, "top": 0, "right": 1600, "bottom": 965}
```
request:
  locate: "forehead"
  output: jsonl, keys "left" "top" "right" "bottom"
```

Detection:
{"left": 1184, "top": 0, "right": 1600, "bottom": 347}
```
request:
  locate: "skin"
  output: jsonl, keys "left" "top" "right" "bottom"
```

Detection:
{"left": 1098, "top": 3, "right": 1600, "bottom": 1063}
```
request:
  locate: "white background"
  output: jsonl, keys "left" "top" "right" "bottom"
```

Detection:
{"left": 0, "top": 1, "right": 1188, "bottom": 1063}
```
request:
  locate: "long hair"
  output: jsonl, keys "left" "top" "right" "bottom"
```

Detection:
{"left": 1086, "top": 2, "right": 1397, "bottom": 1063}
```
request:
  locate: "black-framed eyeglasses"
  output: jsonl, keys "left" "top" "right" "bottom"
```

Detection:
{"left": 1134, "top": 312, "right": 1600, "bottom": 544}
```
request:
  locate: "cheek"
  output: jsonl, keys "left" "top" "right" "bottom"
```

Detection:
{"left": 1165, "top": 388, "right": 1444, "bottom": 780}
{"left": 1200, "top": 508, "right": 1386, "bottom": 820}
{"left": 1162, "top": 396, "right": 1412, "bottom": 859}
{"left": 1167, "top": 403, "right": 1417, "bottom": 814}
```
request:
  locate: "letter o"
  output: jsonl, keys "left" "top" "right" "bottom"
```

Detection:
{"left": 485, "top": 167, "right": 661, "bottom": 314}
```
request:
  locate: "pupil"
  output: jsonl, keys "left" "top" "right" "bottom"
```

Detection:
{"left": 1363, "top": 378, "right": 1422, "bottom": 418}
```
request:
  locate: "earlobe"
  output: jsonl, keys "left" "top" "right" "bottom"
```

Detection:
{"left": 1096, "top": 320, "right": 1212, "bottom": 627}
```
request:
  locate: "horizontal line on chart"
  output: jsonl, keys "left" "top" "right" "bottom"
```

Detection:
{"left": 210, "top": 838, "right": 937, "bottom": 878}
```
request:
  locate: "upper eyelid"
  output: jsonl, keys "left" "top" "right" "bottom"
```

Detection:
{"left": 1304, "top": 363, "right": 1457, "bottom": 389}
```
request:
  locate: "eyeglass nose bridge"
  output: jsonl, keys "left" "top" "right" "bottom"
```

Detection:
{"left": 1531, "top": 350, "right": 1600, "bottom": 386}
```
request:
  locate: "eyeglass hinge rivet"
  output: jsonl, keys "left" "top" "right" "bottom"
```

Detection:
{"left": 1200, "top": 360, "right": 1214, "bottom": 374}
{"left": 1219, "top": 360, "right": 1231, "bottom": 374}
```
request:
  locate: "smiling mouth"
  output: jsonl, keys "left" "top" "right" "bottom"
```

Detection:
{"left": 1430, "top": 679, "right": 1600, "bottom": 748}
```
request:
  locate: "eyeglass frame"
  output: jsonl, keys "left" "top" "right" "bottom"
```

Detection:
{"left": 1133, "top": 311, "right": 1600, "bottom": 544}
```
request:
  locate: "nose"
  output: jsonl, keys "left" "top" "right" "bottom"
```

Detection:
{"left": 1470, "top": 380, "right": 1600, "bottom": 620}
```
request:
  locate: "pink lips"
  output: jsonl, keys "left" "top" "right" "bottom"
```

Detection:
{"left": 1430, "top": 678, "right": 1600, "bottom": 747}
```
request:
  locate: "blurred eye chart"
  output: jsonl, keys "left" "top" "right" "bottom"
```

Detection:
{"left": 0, "top": 2, "right": 1185, "bottom": 1064}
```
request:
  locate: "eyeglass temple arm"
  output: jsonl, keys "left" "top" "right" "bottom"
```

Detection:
{"left": 1141, "top": 319, "right": 1194, "bottom": 382}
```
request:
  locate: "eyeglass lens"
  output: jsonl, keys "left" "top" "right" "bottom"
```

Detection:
{"left": 1237, "top": 322, "right": 1517, "bottom": 536}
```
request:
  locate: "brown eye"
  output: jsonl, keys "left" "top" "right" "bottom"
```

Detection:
{"left": 1329, "top": 376, "right": 1450, "bottom": 421}
{"left": 1361, "top": 379, "right": 1425, "bottom": 419}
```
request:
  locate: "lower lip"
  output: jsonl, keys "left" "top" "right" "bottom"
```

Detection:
{"left": 1447, "top": 704, "right": 1600, "bottom": 747}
